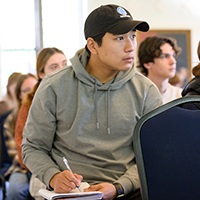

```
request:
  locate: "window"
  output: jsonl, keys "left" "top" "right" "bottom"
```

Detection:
{"left": 42, "top": 0, "right": 86, "bottom": 60}
{"left": 0, "top": 0, "right": 87, "bottom": 99}
{"left": 0, "top": 0, "right": 36, "bottom": 98}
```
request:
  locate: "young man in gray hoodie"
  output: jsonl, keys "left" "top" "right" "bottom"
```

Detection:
{"left": 22, "top": 4, "right": 162, "bottom": 200}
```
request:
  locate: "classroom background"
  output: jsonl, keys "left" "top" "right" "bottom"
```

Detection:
{"left": 0, "top": 0, "right": 199, "bottom": 99}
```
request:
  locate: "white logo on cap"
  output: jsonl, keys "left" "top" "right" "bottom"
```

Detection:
{"left": 117, "top": 7, "right": 130, "bottom": 18}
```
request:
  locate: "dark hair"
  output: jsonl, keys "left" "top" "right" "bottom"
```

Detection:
{"left": 137, "top": 36, "right": 181, "bottom": 76}
{"left": 85, "top": 33, "right": 105, "bottom": 54}
{"left": 192, "top": 41, "right": 200, "bottom": 77}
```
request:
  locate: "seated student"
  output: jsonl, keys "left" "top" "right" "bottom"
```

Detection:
{"left": 137, "top": 36, "right": 183, "bottom": 104}
{"left": 0, "top": 72, "right": 23, "bottom": 200}
{"left": 15, "top": 47, "right": 67, "bottom": 200}
{"left": 1, "top": 73, "right": 23, "bottom": 175}
{"left": 3, "top": 73, "right": 37, "bottom": 200}
{"left": 181, "top": 41, "right": 200, "bottom": 109}
{"left": 0, "top": 72, "right": 22, "bottom": 116}
{"left": 22, "top": 4, "right": 163, "bottom": 200}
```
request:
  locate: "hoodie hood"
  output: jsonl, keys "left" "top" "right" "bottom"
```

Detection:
{"left": 70, "top": 48, "right": 137, "bottom": 91}
{"left": 70, "top": 48, "right": 136, "bottom": 134}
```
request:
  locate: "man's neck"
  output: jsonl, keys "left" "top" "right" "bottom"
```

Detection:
{"left": 85, "top": 57, "right": 118, "bottom": 84}
{"left": 148, "top": 75, "right": 169, "bottom": 94}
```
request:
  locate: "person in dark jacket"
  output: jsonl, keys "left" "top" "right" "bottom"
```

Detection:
{"left": 181, "top": 41, "right": 200, "bottom": 109}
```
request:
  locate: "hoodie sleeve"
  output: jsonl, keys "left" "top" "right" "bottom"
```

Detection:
{"left": 22, "top": 76, "right": 61, "bottom": 187}
{"left": 143, "top": 83, "right": 163, "bottom": 115}
{"left": 116, "top": 164, "right": 140, "bottom": 195}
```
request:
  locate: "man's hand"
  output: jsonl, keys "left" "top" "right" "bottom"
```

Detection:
{"left": 84, "top": 182, "right": 117, "bottom": 200}
{"left": 50, "top": 171, "right": 83, "bottom": 193}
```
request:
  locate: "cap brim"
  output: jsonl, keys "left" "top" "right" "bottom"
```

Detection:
{"left": 108, "top": 20, "right": 149, "bottom": 34}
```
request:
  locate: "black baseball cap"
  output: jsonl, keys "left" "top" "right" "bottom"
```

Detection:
{"left": 84, "top": 4, "right": 149, "bottom": 39}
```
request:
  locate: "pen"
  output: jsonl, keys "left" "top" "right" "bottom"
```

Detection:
{"left": 62, "top": 157, "right": 81, "bottom": 191}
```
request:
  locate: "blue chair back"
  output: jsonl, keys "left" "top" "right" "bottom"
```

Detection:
{"left": 134, "top": 96, "right": 200, "bottom": 200}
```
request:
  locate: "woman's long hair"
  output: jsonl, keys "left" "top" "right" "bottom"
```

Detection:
{"left": 22, "top": 47, "right": 65, "bottom": 107}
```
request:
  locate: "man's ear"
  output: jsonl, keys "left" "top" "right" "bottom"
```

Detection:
{"left": 143, "top": 62, "right": 152, "bottom": 69}
{"left": 86, "top": 37, "right": 98, "bottom": 55}
{"left": 38, "top": 72, "right": 45, "bottom": 79}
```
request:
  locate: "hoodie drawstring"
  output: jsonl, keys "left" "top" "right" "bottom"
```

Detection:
{"left": 107, "top": 87, "right": 111, "bottom": 134}
{"left": 94, "top": 80, "right": 99, "bottom": 129}
{"left": 94, "top": 80, "right": 111, "bottom": 134}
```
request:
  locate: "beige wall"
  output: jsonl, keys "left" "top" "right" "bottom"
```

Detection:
{"left": 87, "top": 0, "right": 200, "bottom": 77}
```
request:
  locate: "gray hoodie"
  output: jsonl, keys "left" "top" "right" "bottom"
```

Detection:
{"left": 22, "top": 48, "right": 162, "bottom": 195}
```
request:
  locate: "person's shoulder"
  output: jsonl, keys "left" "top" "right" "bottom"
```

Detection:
{"left": 48, "top": 65, "right": 73, "bottom": 79}
{"left": 133, "top": 70, "right": 156, "bottom": 87}
{"left": 42, "top": 66, "right": 74, "bottom": 85}
{"left": 134, "top": 70, "right": 148, "bottom": 81}
{"left": 129, "top": 70, "right": 161, "bottom": 99}
{"left": 19, "top": 104, "right": 30, "bottom": 115}
{"left": 166, "top": 83, "right": 182, "bottom": 99}
{"left": 168, "top": 83, "right": 182, "bottom": 93}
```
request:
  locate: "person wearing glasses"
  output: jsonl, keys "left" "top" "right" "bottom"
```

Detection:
{"left": 137, "top": 36, "right": 182, "bottom": 104}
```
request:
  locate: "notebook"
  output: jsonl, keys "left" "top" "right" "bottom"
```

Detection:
{"left": 38, "top": 182, "right": 103, "bottom": 200}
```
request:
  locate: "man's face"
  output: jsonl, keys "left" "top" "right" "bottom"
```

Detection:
{"left": 147, "top": 43, "right": 177, "bottom": 79}
{"left": 95, "top": 30, "right": 137, "bottom": 73}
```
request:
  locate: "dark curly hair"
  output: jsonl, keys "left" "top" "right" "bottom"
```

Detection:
{"left": 137, "top": 36, "right": 181, "bottom": 76}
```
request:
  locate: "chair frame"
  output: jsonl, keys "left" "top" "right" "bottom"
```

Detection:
{"left": 133, "top": 96, "right": 200, "bottom": 200}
